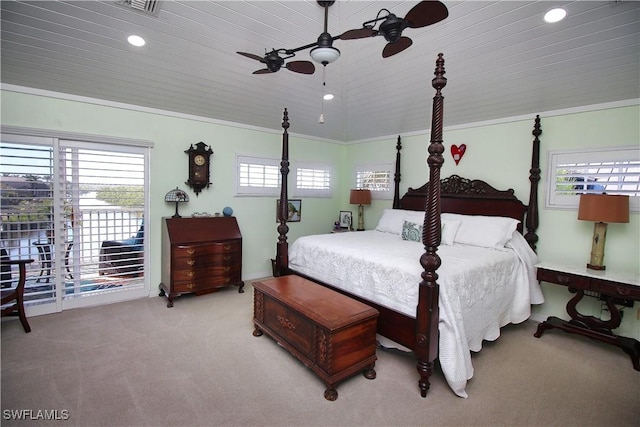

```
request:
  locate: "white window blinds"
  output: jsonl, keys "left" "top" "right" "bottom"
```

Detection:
{"left": 294, "top": 162, "right": 332, "bottom": 197}
{"left": 236, "top": 155, "right": 280, "bottom": 196}
{"left": 547, "top": 146, "right": 640, "bottom": 211}
{"left": 355, "top": 162, "right": 393, "bottom": 199}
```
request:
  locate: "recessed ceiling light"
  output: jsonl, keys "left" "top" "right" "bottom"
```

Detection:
{"left": 127, "top": 35, "right": 146, "bottom": 47}
{"left": 544, "top": 8, "right": 567, "bottom": 23}
{"left": 323, "top": 93, "right": 334, "bottom": 101}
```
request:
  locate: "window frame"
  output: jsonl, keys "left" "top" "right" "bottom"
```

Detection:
{"left": 546, "top": 145, "right": 639, "bottom": 212}
{"left": 292, "top": 161, "right": 333, "bottom": 198}
{"left": 235, "top": 154, "right": 281, "bottom": 197}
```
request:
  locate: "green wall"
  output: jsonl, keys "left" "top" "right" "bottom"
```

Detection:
{"left": 1, "top": 90, "right": 344, "bottom": 287}
{"left": 2, "top": 89, "right": 638, "bottom": 340}
{"left": 345, "top": 105, "right": 640, "bottom": 340}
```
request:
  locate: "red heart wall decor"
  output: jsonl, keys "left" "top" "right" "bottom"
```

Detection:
{"left": 451, "top": 144, "right": 466, "bottom": 165}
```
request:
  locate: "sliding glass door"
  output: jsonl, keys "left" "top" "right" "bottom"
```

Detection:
{"left": 1, "top": 130, "right": 150, "bottom": 315}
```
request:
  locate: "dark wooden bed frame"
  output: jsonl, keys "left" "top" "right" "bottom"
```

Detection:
{"left": 273, "top": 53, "right": 542, "bottom": 397}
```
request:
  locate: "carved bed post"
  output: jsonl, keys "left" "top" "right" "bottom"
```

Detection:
{"left": 275, "top": 108, "right": 290, "bottom": 277}
{"left": 525, "top": 115, "right": 541, "bottom": 251}
{"left": 416, "top": 53, "right": 446, "bottom": 398}
{"left": 393, "top": 136, "right": 402, "bottom": 209}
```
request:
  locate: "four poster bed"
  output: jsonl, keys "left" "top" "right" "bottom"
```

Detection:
{"left": 272, "top": 53, "right": 544, "bottom": 398}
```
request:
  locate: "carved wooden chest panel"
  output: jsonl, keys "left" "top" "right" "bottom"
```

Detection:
{"left": 252, "top": 275, "right": 378, "bottom": 400}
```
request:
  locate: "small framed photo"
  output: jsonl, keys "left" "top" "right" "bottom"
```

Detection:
{"left": 339, "top": 211, "right": 352, "bottom": 229}
{"left": 276, "top": 199, "right": 302, "bottom": 222}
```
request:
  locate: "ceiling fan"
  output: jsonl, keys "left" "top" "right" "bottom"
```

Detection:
{"left": 341, "top": 1, "right": 449, "bottom": 58}
{"left": 236, "top": 1, "right": 448, "bottom": 75}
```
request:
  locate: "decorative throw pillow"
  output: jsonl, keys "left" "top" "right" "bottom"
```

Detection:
{"left": 401, "top": 220, "right": 423, "bottom": 242}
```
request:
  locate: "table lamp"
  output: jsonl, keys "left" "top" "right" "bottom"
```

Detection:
{"left": 165, "top": 187, "right": 189, "bottom": 218}
{"left": 577, "top": 193, "right": 629, "bottom": 270}
{"left": 350, "top": 189, "right": 371, "bottom": 231}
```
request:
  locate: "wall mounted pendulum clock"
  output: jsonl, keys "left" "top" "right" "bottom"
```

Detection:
{"left": 185, "top": 141, "right": 213, "bottom": 195}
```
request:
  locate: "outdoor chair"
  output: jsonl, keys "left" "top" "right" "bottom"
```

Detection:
{"left": 1, "top": 248, "right": 35, "bottom": 333}
{"left": 99, "top": 221, "right": 144, "bottom": 276}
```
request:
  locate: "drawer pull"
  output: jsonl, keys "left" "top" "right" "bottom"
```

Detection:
{"left": 224, "top": 244, "right": 231, "bottom": 251}
{"left": 223, "top": 255, "right": 231, "bottom": 261}
{"left": 187, "top": 249, "right": 195, "bottom": 255}
{"left": 224, "top": 266, "right": 231, "bottom": 272}
{"left": 277, "top": 315, "right": 296, "bottom": 331}
{"left": 224, "top": 277, "right": 231, "bottom": 283}
{"left": 187, "top": 283, "right": 195, "bottom": 289}
{"left": 187, "top": 259, "right": 195, "bottom": 266}
{"left": 615, "top": 287, "right": 631, "bottom": 296}
{"left": 555, "top": 274, "right": 570, "bottom": 285}
{"left": 187, "top": 271, "right": 194, "bottom": 277}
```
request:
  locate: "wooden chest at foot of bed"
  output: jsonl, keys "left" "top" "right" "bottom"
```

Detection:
{"left": 252, "top": 275, "right": 379, "bottom": 401}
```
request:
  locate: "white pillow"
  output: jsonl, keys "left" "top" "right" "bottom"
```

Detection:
{"left": 442, "top": 213, "right": 520, "bottom": 249}
{"left": 441, "top": 219, "right": 462, "bottom": 246}
{"left": 375, "top": 209, "right": 410, "bottom": 234}
{"left": 403, "top": 210, "right": 425, "bottom": 225}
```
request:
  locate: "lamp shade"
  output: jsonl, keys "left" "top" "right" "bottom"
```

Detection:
{"left": 578, "top": 194, "right": 629, "bottom": 223}
{"left": 350, "top": 189, "right": 371, "bottom": 205}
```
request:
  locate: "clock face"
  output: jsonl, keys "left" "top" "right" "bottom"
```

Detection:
{"left": 194, "top": 154, "right": 206, "bottom": 166}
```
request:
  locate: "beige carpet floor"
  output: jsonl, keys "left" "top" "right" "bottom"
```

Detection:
{"left": 1, "top": 280, "right": 639, "bottom": 427}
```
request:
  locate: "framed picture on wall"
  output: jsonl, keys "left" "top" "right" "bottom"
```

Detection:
{"left": 276, "top": 199, "right": 302, "bottom": 222}
{"left": 339, "top": 211, "right": 352, "bottom": 229}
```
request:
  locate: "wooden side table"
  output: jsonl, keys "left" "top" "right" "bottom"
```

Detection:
{"left": 534, "top": 262, "right": 640, "bottom": 371}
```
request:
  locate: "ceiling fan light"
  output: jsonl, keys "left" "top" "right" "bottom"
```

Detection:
{"left": 323, "top": 93, "right": 334, "bottom": 101}
{"left": 310, "top": 46, "right": 340, "bottom": 65}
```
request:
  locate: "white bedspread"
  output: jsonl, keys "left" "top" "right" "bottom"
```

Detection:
{"left": 289, "top": 230, "right": 544, "bottom": 398}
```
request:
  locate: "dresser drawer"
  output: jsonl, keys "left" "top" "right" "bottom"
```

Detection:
{"left": 209, "top": 253, "right": 241, "bottom": 267}
{"left": 209, "top": 240, "right": 241, "bottom": 254}
{"left": 263, "top": 297, "right": 314, "bottom": 358}
{"left": 173, "top": 268, "right": 200, "bottom": 282}
{"left": 173, "top": 281, "right": 199, "bottom": 293}
{"left": 595, "top": 280, "right": 640, "bottom": 299}
{"left": 537, "top": 268, "right": 589, "bottom": 290}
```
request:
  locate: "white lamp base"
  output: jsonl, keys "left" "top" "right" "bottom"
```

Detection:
{"left": 357, "top": 204, "right": 365, "bottom": 231}
{"left": 587, "top": 221, "right": 607, "bottom": 270}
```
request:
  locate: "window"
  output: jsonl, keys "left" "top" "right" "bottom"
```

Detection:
{"left": 355, "top": 162, "right": 393, "bottom": 200}
{"left": 293, "top": 162, "right": 333, "bottom": 198}
{"left": 546, "top": 146, "right": 640, "bottom": 212}
{"left": 1, "top": 129, "right": 151, "bottom": 315}
{"left": 235, "top": 155, "right": 280, "bottom": 196}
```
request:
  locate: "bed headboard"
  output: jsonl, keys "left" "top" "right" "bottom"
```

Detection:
{"left": 399, "top": 175, "right": 528, "bottom": 233}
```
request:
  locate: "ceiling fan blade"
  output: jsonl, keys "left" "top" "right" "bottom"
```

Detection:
{"left": 339, "top": 27, "right": 378, "bottom": 40}
{"left": 253, "top": 68, "right": 273, "bottom": 74}
{"left": 404, "top": 1, "right": 449, "bottom": 28}
{"left": 382, "top": 37, "right": 413, "bottom": 58}
{"left": 237, "top": 51, "right": 265, "bottom": 62}
{"left": 286, "top": 61, "right": 315, "bottom": 75}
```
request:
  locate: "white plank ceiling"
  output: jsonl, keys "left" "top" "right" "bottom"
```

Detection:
{"left": 1, "top": 1, "right": 639, "bottom": 142}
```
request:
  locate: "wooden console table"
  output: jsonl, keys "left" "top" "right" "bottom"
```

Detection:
{"left": 534, "top": 262, "right": 640, "bottom": 370}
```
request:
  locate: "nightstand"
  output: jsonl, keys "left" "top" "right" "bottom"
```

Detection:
{"left": 534, "top": 262, "right": 640, "bottom": 370}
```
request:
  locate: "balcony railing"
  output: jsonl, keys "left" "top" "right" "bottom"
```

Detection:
{"left": 1, "top": 209, "right": 144, "bottom": 303}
